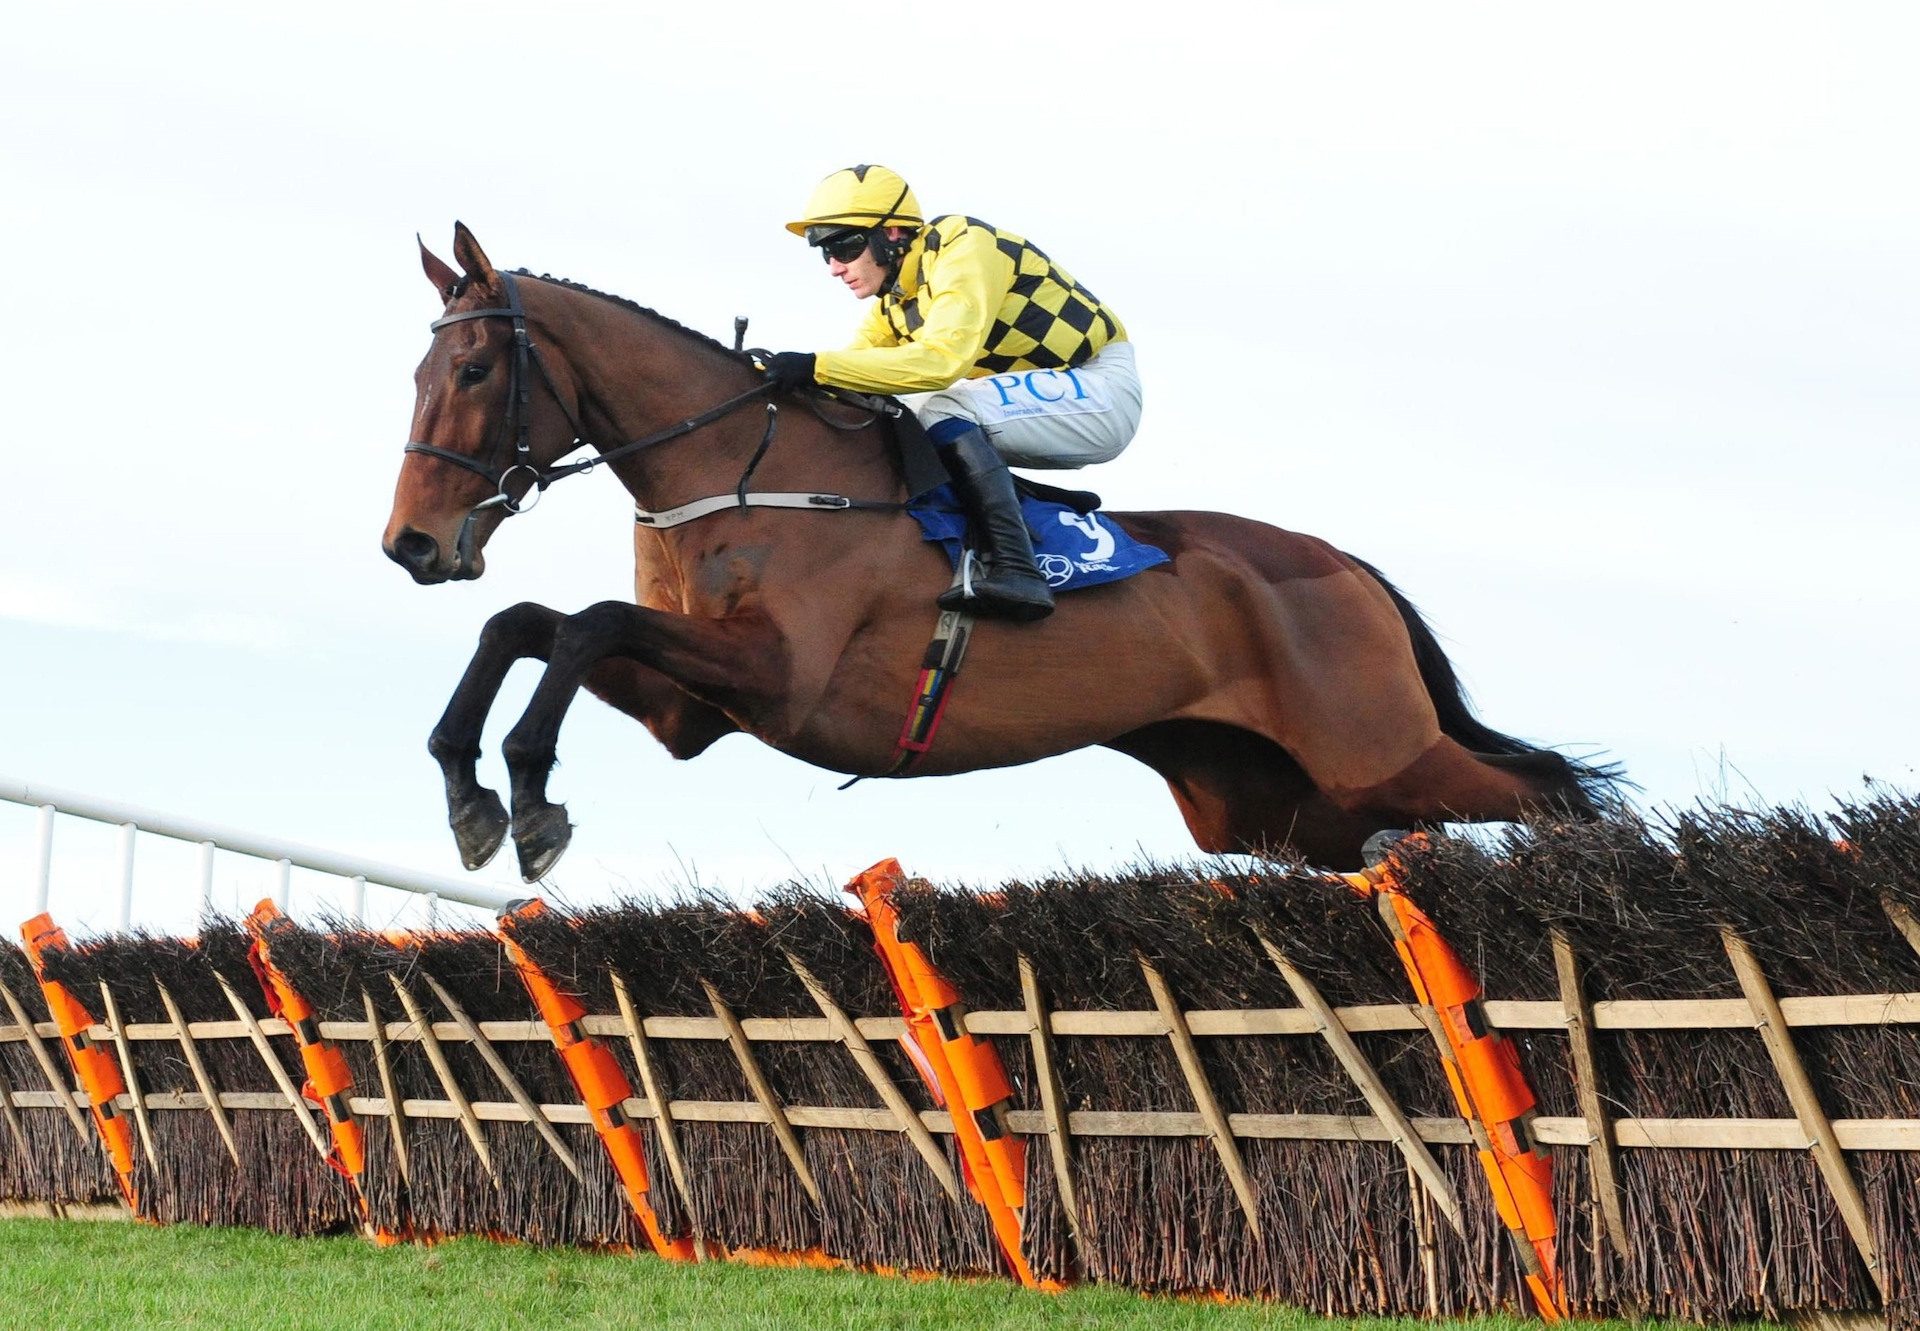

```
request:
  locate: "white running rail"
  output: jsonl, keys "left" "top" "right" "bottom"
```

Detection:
{"left": 1, "top": 775, "right": 519, "bottom": 929}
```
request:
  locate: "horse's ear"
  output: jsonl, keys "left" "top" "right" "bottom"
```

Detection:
{"left": 451, "top": 221, "right": 498, "bottom": 290}
{"left": 419, "top": 234, "right": 461, "bottom": 302}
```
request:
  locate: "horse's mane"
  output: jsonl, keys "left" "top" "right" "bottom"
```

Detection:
{"left": 510, "top": 269, "right": 759, "bottom": 370}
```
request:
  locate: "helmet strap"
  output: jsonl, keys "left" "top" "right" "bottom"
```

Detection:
{"left": 864, "top": 178, "right": 914, "bottom": 272}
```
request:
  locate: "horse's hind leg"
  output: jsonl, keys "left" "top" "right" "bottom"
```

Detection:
{"left": 1328, "top": 737, "right": 1584, "bottom": 832}
{"left": 1106, "top": 720, "right": 1384, "bottom": 868}
{"left": 430, "top": 602, "right": 564, "bottom": 870}
{"left": 501, "top": 600, "right": 784, "bottom": 881}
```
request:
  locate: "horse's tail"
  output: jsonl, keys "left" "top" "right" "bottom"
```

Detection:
{"left": 1348, "top": 555, "right": 1630, "bottom": 812}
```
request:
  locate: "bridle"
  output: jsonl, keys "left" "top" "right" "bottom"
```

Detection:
{"left": 405, "top": 270, "right": 780, "bottom": 570}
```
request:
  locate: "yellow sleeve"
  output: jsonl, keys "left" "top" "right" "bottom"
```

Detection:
{"left": 843, "top": 297, "right": 899, "bottom": 352}
{"left": 814, "top": 226, "right": 1013, "bottom": 394}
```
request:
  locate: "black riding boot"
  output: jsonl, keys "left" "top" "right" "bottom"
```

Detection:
{"left": 935, "top": 425, "right": 1056, "bottom": 622}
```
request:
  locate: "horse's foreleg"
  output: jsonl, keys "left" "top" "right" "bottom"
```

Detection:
{"left": 429, "top": 601, "right": 563, "bottom": 870}
{"left": 500, "top": 600, "right": 784, "bottom": 881}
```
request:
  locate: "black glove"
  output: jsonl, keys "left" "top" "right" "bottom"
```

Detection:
{"left": 762, "top": 351, "right": 817, "bottom": 392}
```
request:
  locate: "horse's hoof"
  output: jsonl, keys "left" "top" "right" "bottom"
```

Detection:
{"left": 1361, "top": 829, "right": 1413, "bottom": 870}
{"left": 513, "top": 803, "right": 573, "bottom": 882}
{"left": 450, "top": 790, "right": 511, "bottom": 872}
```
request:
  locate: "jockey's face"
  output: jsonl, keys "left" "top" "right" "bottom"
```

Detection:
{"left": 827, "top": 227, "right": 907, "bottom": 299}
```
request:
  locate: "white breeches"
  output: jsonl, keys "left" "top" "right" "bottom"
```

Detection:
{"left": 908, "top": 341, "right": 1142, "bottom": 470}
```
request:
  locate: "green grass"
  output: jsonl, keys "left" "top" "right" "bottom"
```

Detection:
{"left": 0, "top": 1217, "right": 1680, "bottom": 1331}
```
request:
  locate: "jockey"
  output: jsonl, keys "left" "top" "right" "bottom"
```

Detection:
{"left": 764, "top": 164, "right": 1141, "bottom": 622}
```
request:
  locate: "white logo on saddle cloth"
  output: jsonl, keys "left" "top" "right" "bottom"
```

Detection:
{"left": 1058, "top": 511, "right": 1116, "bottom": 563}
{"left": 1036, "top": 511, "right": 1120, "bottom": 587}
{"left": 975, "top": 366, "right": 1113, "bottom": 421}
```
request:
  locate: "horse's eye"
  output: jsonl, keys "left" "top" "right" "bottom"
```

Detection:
{"left": 458, "top": 363, "right": 490, "bottom": 386}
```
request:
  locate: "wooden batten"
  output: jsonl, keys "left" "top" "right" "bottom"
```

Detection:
{"left": 362, "top": 989, "right": 409, "bottom": 1185}
{"left": 0, "top": 977, "right": 90, "bottom": 1143}
{"left": 783, "top": 949, "right": 960, "bottom": 1205}
{"left": 389, "top": 975, "right": 493, "bottom": 1180}
{"left": 62, "top": 992, "right": 1919, "bottom": 1047}
{"left": 1550, "top": 931, "right": 1630, "bottom": 1264}
{"left": 214, "top": 970, "right": 330, "bottom": 1159}
{"left": 1018, "top": 954, "right": 1085, "bottom": 1260}
{"left": 1252, "top": 929, "right": 1463, "bottom": 1234}
{"left": 1722, "top": 928, "right": 1889, "bottom": 1302}
{"left": 154, "top": 981, "right": 240, "bottom": 1170}
{"left": 1137, "top": 954, "right": 1262, "bottom": 1237}
{"left": 610, "top": 970, "right": 695, "bottom": 1222}
{"left": 421, "top": 972, "right": 581, "bottom": 1182}
{"left": 701, "top": 977, "right": 821, "bottom": 1207}
{"left": 97, "top": 984, "right": 157, "bottom": 1172}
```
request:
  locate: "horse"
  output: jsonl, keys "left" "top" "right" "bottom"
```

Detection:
{"left": 384, "top": 224, "right": 1619, "bottom": 882}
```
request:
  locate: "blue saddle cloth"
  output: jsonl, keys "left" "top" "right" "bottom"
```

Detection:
{"left": 906, "top": 484, "right": 1170, "bottom": 593}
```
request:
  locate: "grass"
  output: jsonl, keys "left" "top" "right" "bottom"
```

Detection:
{"left": 0, "top": 1217, "right": 1628, "bottom": 1331}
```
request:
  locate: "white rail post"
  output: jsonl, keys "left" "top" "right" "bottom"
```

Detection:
{"left": 274, "top": 858, "right": 292, "bottom": 911}
{"left": 33, "top": 804, "right": 56, "bottom": 913}
{"left": 116, "top": 822, "right": 137, "bottom": 931}
{"left": 350, "top": 875, "right": 367, "bottom": 926}
{"left": 2, "top": 775, "right": 521, "bottom": 916}
{"left": 197, "top": 841, "right": 217, "bottom": 917}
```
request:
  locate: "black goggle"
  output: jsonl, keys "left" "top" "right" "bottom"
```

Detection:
{"left": 811, "top": 228, "right": 873, "bottom": 265}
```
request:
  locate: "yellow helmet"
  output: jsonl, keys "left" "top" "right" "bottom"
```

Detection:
{"left": 784, "top": 164, "right": 923, "bottom": 238}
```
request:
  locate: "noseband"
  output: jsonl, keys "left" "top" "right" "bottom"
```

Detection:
{"left": 405, "top": 270, "right": 778, "bottom": 569}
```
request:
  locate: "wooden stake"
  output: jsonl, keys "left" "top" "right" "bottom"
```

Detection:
{"left": 1017, "top": 953, "right": 1086, "bottom": 1259}
{"left": 610, "top": 970, "right": 694, "bottom": 1222}
{"left": 1722, "top": 927, "right": 1888, "bottom": 1302}
{"left": 155, "top": 981, "right": 239, "bottom": 1169}
{"left": 1254, "top": 929, "right": 1462, "bottom": 1233}
{"left": 1551, "top": 931, "right": 1630, "bottom": 1263}
{"left": 1137, "top": 954, "right": 1262, "bottom": 1237}
{"left": 784, "top": 948, "right": 960, "bottom": 1205}
{"left": 388, "top": 975, "right": 492, "bottom": 1180}
{"left": 421, "top": 972, "right": 581, "bottom": 1182}
{"left": 702, "top": 977, "right": 820, "bottom": 1207}
{"left": 0, "top": 1062, "right": 30, "bottom": 1162}
{"left": 1886, "top": 898, "right": 1920, "bottom": 961}
{"left": 1410, "top": 1159, "right": 1440, "bottom": 1316}
{"left": 97, "top": 983, "right": 157, "bottom": 1172}
{"left": 0, "top": 977, "right": 90, "bottom": 1143}
{"left": 214, "top": 970, "right": 330, "bottom": 1159}
{"left": 362, "top": 990, "right": 409, "bottom": 1185}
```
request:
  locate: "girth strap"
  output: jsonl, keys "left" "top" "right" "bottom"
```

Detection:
{"left": 841, "top": 576, "right": 977, "bottom": 789}
{"left": 634, "top": 492, "right": 901, "bottom": 529}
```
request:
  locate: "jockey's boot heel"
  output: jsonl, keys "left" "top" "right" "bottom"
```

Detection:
{"left": 935, "top": 426, "right": 1056, "bottom": 622}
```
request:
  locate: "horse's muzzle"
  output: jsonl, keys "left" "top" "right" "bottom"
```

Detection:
{"left": 385, "top": 528, "right": 478, "bottom": 584}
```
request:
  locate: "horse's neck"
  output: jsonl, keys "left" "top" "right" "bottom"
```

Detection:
{"left": 532, "top": 282, "right": 904, "bottom": 590}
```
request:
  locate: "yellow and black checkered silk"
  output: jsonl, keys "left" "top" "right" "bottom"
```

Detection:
{"left": 812, "top": 215, "right": 1126, "bottom": 396}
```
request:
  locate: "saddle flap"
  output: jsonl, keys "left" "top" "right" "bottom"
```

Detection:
{"left": 1013, "top": 474, "right": 1101, "bottom": 514}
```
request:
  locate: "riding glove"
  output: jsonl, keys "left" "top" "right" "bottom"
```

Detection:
{"left": 762, "top": 351, "right": 817, "bottom": 392}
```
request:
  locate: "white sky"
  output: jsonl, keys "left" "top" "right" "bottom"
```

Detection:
{"left": 3, "top": 3, "right": 1915, "bottom": 936}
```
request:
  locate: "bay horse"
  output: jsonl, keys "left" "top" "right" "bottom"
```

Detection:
{"left": 384, "top": 224, "right": 1617, "bottom": 882}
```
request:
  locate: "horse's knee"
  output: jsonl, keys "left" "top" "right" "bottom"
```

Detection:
{"left": 479, "top": 600, "right": 560, "bottom": 651}
{"left": 552, "top": 600, "right": 644, "bottom": 658}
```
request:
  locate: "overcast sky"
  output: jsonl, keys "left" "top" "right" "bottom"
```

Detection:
{"left": 3, "top": 3, "right": 1915, "bottom": 936}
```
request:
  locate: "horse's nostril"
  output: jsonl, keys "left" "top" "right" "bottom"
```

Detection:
{"left": 391, "top": 529, "right": 439, "bottom": 569}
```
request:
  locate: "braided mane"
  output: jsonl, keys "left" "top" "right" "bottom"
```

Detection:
{"left": 512, "top": 269, "right": 758, "bottom": 369}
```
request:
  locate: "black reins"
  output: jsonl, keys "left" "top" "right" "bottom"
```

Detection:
{"left": 404, "top": 270, "right": 783, "bottom": 569}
